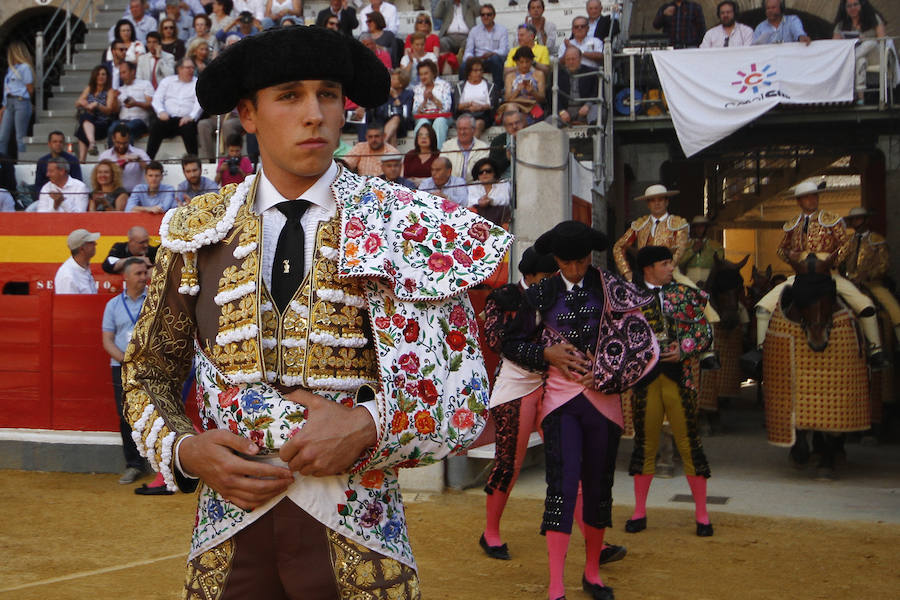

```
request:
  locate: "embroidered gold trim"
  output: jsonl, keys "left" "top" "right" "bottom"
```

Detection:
{"left": 183, "top": 538, "right": 235, "bottom": 600}
{"left": 327, "top": 530, "right": 419, "bottom": 600}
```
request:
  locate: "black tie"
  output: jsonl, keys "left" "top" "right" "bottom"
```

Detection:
{"left": 271, "top": 200, "right": 310, "bottom": 312}
{"left": 724, "top": 36, "right": 730, "bottom": 47}
{"left": 802, "top": 215, "right": 810, "bottom": 234}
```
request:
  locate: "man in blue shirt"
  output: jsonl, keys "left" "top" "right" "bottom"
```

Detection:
{"left": 175, "top": 154, "right": 216, "bottom": 205}
{"left": 101, "top": 257, "right": 150, "bottom": 485}
{"left": 753, "top": 0, "right": 810, "bottom": 45}
{"left": 463, "top": 4, "right": 509, "bottom": 87}
{"left": 126, "top": 160, "right": 176, "bottom": 212}
{"left": 34, "top": 131, "right": 83, "bottom": 201}
{"left": 418, "top": 156, "right": 468, "bottom": 206}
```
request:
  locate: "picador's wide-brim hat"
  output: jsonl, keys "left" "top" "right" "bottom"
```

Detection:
{"left": 636, "top": 245, "right": 673, "bottom": 269}
{"left": 535, "top": 220, "right": 608, "bottom": 260}
{"left": 518, "top": 245, "right": 558, "bottom": 275}
{"left": 691, "top": 215, "right": 712, "bottom": 226}
{"left": 845, "top": 206, "right": 874, "bottom": 219}
{"left": 635, "top": 184, "right": 678, "bottom": 202}
{"left": 792, "top": 180, "right": 820, "bottom": 198}
{"left": 196, "top": 26, "right": 391, "bottom": 115}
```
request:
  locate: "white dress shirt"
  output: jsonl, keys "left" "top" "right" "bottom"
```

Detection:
{"left": 558, "top": 36, "right": 603, "bottom": 69}
{"left": 650, "top": 213, "right": 669, "bottom": 236}
{"left": 447, "top": 4, "right": 469, "bottom": 35}
{"left": 54, "top": 257, "right": 97, "bottom": 294}
{"left": 37, "top": 177, "right": 90, "bottom": 212}
{"left": 700, "top": 23, "right": 755, "bottom": 48}
{"left": 151, "top": 75, "right": 203, "bottom": 120}
{"left": 117, "top": 78, "right": 155, "bottom": 122}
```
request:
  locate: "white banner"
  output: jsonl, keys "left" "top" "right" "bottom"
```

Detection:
{"left": 652, "top": 40, "right": 855, "bottom": 157}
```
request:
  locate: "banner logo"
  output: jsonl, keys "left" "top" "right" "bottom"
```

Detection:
{"left": 732, "top": 63, "right": 776, "bottom": 94}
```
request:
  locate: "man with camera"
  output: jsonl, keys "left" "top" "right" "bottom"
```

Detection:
{"left": 214, "top": 133, "right": 253, "bottom": 185}
{"left": 108, "top": 61, "right": 154, "bottom": 145}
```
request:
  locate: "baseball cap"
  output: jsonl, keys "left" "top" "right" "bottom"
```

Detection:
{"left": 238, "top": 11, "right": 254, "bottom": 23}
{"left": 67, "top": 229, "right": 100, "bottom": 251}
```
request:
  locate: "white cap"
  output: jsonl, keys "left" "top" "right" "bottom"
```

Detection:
{"left": 66, "top": 228, "right": 100, "bottom": 251}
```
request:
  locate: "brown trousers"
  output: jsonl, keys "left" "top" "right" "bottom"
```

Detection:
{"left": 184, "top": 498, "right": 420, "bottom": 600}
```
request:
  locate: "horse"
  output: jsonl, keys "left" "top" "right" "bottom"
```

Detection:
{"left": 698, "top": 255, "right": 749, "bottom": 428}
{"left": 761, "top": 256, "right": 870, "bottom": 480}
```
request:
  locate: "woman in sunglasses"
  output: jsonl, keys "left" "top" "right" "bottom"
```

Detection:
{"left": 466, "top": 157, "right": 509, "bottom": 226}
{"left": 159, "top": 18, "right": 187, "bottom": 62}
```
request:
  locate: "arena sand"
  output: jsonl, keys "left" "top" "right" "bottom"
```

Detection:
{"left": 1, "top": 470, "right": 897, "bottom": 599}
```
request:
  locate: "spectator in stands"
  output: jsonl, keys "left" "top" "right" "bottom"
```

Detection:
{"left": 466, "top": 156, "right": 509, "bottom": 225}
{"left": 833, "top": 0, "right": 887, "bottom": 105}
{"left": 344, "top": 123, "right": 400, "bottom": 176}
{"left": 586, "top": 0, "right": 621, "bottom": 42}
{"left": 316, "top": 0, "right": 358, "bottom": 37}
{"left": 455, "top": 57, "right": 497, "bottom": 139}
{"left": 163, "top": 1, "right": 194, "bottom": 42}
{"left": 109, "top": 19, "right": 148, "bottom": 63}
{"left": 100, "top": 124, "right": 151, "bottom": 191}
{"left": 175, "top": 154, "right": 215, "bottom": 206}
{"left": 102, "top": 256, "right": 150, "bottom": 486}
{"left": 198, "top": 107, "right": 244, "bottom": 160}
{"left": 210, "top": 0, "right": 238, "bottom": 36}
{"left": 404, "top": 122, "right": 439, "bottom": 184}
{"left": 412, "top": 59, "right": 453, "bottom": 149}
{"left": 102, "top": 225, "right": 158, "bottom": 274}
{"left": 0, "top": 41, "right": 34, "bottom": 156}
{"left": 526, "top": 0, "right": 558, "bottom": 57}
{"left": 556, "top": 46, "right": 600, "bottom": 126}
{"left": 34, "top": 131, "right": 83, "bottom": 200}
{"left": 502, "top": 47, "right": 546, "bottom": 122}
{"left": 407, "top": 13, "right": 440, "bottom": 53}
{"left": 74, "top": 65, "right": 118, "bottom": 160}
{"left": 505, "top": 24, "right": 551, "bottom": 75}
{"left": 490, "top": 108, "right": 526, "bottom": 177}
{"left": 233, "top": 0, "right": 266, "bottom": 28}
{"left": 160, "top": 17, "right": 188, "bottom": 61}
{"left": 101, "top": 41, "right": 128, "bottom": 89}
{"left": 55, "top": 229, "right": 99, "bottom": 294}
{"left": 109, "top": 61, "right": 154, "bottom": 145}
{"left": 137, "top": 31, "right": 176, "bottom": 87}
{"left": 701, "top": 1, "right": 754, "bottom": 48}
{"left": 0, "top": 187, "right": 13, "bottom": 212}
{"left": 379, "top": 155, "right": 415, "bottom": 189}
{"left": 216, "top": 11, "right": 260, "bottom": 43}
{"left": 560, "top": 16, "right": 604, "bottom": 68}
{"left": 435, "top": 0, "right": 479, "bottom": 56}
{"left": 147, "top": 58, "right": 202, "bottom": 158}
{"left": 323, "top": 13, "right": 340, "bottom": 30}
{"left": 464, "top": 4, "right": 509, "bottom": 85}
{"left": 109, "top": 1, "right": 158, "bottom": 44}
{"left": 89, "top": 159, "right": 129, "bottom": 211}
{"left": 402, "top": 32, "right": 439, "bottom": 85}
{"left": 442, "top": 113, "right": 489, "bottom": 182}
{"left": 126, "top": 160, "right": 176, "bottom": 212}
{"left": 187, "top": 38, "right": 213, "bottom": 73}
{"left": 753, "top": 0, "right": 810, "bottom": 45}
{"left": 359, "top": 0, "right": 399, "bottom": 35}
{"left": 215, "top": 134, "right": 253, "bottom": 184}
{"left": 653, "top": 1, "right": 706, "bottom": 48}
{"left": 366, "top": 12, "right": 398, "bottom": 64}
{"left": 262, "top": 0, "right": 303, "bottom": 30}
{"left": 419, "top": 156, "right": 467, "bottom": 205}
{"left": 372, "top": 69, "right": 414, "bottom": 146}
{"left": 37, "top": 157, "right": 90, "bottom": 212}
{"left": 189, "top": 12, "right": 220, "bottom": 57}
{"left": 360, "top": 33, "right": 393, "bottom": 71}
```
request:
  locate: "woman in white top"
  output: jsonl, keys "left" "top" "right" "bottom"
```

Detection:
{"left": 263, "top": 0, "right": 303, "bottom": 29}
{"left": 467, "top": 157, "right": 510, "bottom": 226}
{"left": 401, "top": 32, "right": 438, "bottom": 86}
{"left": 107, "top": 19, "right": 146, "bottom": 63}
{"left": 832, "top": 0, "right": 887, "bottom": 104}
{"left": 210, "top": 0, "right": 239, "bottom": 36}
{"left": 454, "top": 57, "right": 496, "bottom": 139}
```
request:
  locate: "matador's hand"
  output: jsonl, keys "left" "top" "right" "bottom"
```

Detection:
{"left": 544, "top": 342, "right": 592, "bottom": 381}
{"left": 279, "top": 389, "right": 377, "bottom": 477}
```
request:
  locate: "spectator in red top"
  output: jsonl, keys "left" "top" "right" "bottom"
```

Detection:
{"left": 360, "top": 33, "right": 392, "bottom": 71}
{"left": 215, "top": 133, "right": 253, "bottom": 185}
{"left": 653, "top": 0, "right": 706, "bottom": 48}
{"left": 403, "top": 122, "right": 439, "bottom": 185}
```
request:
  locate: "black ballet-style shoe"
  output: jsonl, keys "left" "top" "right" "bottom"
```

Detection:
{"left": 624, "top": 517, "right": 646, "bottom": 533}
{"left": 696, "top": 522, "right": 714, "bottom": 537}
{"left": 598, "top": 543, "right": 627, "bottom": 565}
{"left": 478, "top": 534, "right": 511, "bottom": 560}
{"left": 582, "top": 576, "right": 615, "bottom": 600}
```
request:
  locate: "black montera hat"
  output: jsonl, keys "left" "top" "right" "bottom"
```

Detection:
{"left": 196, "top": 26, "right": 391, "bottom": 114}
{"left": 636, "top": 245, "right": 673, "bottom": 269}
{"left": 518, "top": 245, "right": 558, "bottom": 275}
{"left": 534, "top": 220, "right": 608, "bottom": 260}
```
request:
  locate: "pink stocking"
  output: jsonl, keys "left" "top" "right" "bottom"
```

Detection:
{"left": 483, "top": 490, "right": 510, "bottom": 546}
{"left": 148, "top": 471, "right": 166, "bottom": 488}
{"left": 546, "top": 530, "right": 570, "bottom": 600}
{"left": 582, "top": 524, "right": 606, "bottom": 586}
{"left": 631, "top": 474, "right": 653, "bottom": 520}
{"left": 686, "top": 475, "right": 710, "bottom": 524}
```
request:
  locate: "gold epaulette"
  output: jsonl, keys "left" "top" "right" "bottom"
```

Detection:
{"left": 818, "top": 210, "right": 842, "bottom": 228}
{"left": 160, "top": 184, "right": 241, "bottom": 252}
{"left": 630, "top": 215, "right": 652, "bottom": 231}
{"left": 667, "top": 215, "right": 689, "bottom": 231}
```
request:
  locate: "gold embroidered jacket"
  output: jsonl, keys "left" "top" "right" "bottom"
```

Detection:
{"left": 776, "top": 210, "right": 849, "bottom": 267}
{"left": 613, "top": 214, "right": 689, "bottom": 280}
{"left": 841, "top": 230, "right": 890, "bottom": 283}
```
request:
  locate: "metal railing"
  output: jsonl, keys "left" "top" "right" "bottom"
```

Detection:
{"left": 34, "top": 0, "right": 96, "bottom": 112}
{"left": 611, "top": 35, "right": 900, "bottom": 120}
